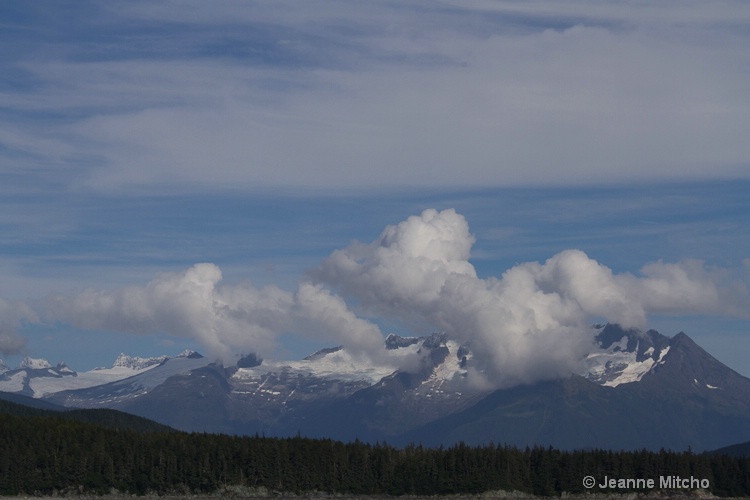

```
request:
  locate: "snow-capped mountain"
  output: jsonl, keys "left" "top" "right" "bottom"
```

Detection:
{"left": 40, "top": 332, "right": 478, "bottom": 436}
{"left": 46, "top": 352, "right": 210, "bottom": 409}
{"left": 3, "top": 325, "right": 750, "bottom": 451}
{"left": 104, "top": 350, "right": 202, "bottom": 371}
{"left": 0, "top": 357, "right": 78, "bottom": 397}
{"left": 19, "top": 356, "right": 54, "bottom": 370}
{"left": 0, "top": 350, "right": 202, "bottom": 399}
{"left": 405, "top": 325, "right": 750, "bottom": 451}
{"left": 581, "top": 324, "right": 672, "bottom": 386}
{"left": 111, "top": 353, "right": 168, "bottom": 371}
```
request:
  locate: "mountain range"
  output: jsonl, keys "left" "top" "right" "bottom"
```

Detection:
{"left": 2, "top": 324, "right": 750, "bottom": 452}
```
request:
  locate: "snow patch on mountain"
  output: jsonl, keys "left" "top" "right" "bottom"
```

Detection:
{"left": 0, "top": 351, "right": 206, "bottom": 399}
{"left": 600, "top": 352, "right": 655, "bottom": 387}
{"left": 20, "top": 356, "right": 52, "bottom": 369}
{"left": 234, "top": 345, "right": 398, "bottom": 384}
{"left": 692, "top": 377, "right": 721, "bottom": 391}
{"left": 657, "top": 346, "right": 670, "bottom": 363}
{"left": 112, "top": 353, "right": 168, "bottom": 370}
{"left": 29, "top": 362, "right": 161, "bottom": 398}
{"left": 0, "top": 359, "right": 79, "bottom": 396}
{"left": 176, "top": 349, "right": 202, "bottom": 359}
{"left": 2, "top": 371, "right": 27, "bottom": 392}
{"left": 44, "top": 354, "right": 214, "bottom": 407}
{"left": 580, "top": 325, "right": 672, "bottom": 387}
{"left": 231, "top": 334, "right": 468, "bottom": 388}
{"left": 423, "top": 341, "right": 467, "bottom": 382}
{"left": 414, "top": 340, "right": 471, "bottom": 398}
{"left": 32, "top": 352, "right": 203, "bottom": 398}
{"left": 58, "top": 364, "right": 75, "bottom": 375}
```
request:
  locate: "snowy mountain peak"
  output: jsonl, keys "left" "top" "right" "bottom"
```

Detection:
{"left": 20, "top": 356, "right": 53, "bottom": 370}
{"left": 581, "top": 324, "right": 671, "bottom": 387}
{"left": 112, "top": 353, "right": 168, "bottom": 370}
{"left": 55, "top": 362, "right": 75, "bottom": 375}
{"left": 385, "top": 333, "right": 420, "bottom": 350}
{"left": 0, "top": 359, "right": 8, "bottom": 374}
{"left": 304, "top": 346, "right": 343, "bottom": 361}
{"left": 385, "top": 332, "right": 449, "bottom": 351}
{"left": 176, "top": 349, "right": 203, "bottom": 359}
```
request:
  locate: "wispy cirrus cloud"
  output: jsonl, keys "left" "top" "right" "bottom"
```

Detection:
{"left": 2, "top": 0, "right": 749, "bottom": 195}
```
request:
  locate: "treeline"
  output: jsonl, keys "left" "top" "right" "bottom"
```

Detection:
{"left": 1, "top": 407, "right": 750, "bottom": 497}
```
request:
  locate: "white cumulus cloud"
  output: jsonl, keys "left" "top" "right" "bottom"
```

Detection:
{"left": 41, "top": 263, "right": 386, "bottom": 364}
{"left": 0, "top": 299, "right": 35, "bottom": 356}
{"left": 314, "top": 209, "right": 750, "bottom": 387}
{"left": 26, "top": 209, "right": 750, "bottom": 388}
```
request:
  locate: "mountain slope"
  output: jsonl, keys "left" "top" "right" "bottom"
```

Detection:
{"left": 41, "top": 333, "right": 477, "bottom": 438}
{"left": 0, "top": 391, "right": 67, "bottom": 412}
{"left": 5, "top": 324, "right": 748, "bottom": 452}
{"left": 712, "top": 440, "right": 750, "bottom": 458}
{"left": 46, "top": 353, "right": 211, "bottom": 408}
{"left": 582, "top": 324, "right": 672, "bottom": 386}
{"left": 0, "top": 359, "right": 76, "bottom": 397}
{"left": 0, "top": 398, "right": 173, "bottom": 433}
{"left": 402, "top": 328, "right": 750, "bottom": 451}
{"left": 115, "top": 363, "right": 239, "bottom": 434}
{"left": 0, "top": 351, "right": 204, "bottom": 399}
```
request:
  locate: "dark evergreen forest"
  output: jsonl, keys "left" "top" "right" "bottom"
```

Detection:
{"left": 1, "top": 400, "right": 749, "bottom": 497}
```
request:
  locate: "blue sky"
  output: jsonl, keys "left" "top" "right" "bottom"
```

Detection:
{"left": 1, "top": 1, "right": 749, "bottom": 379}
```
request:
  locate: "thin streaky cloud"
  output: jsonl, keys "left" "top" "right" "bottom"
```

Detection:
{"left": 1, "top": 1, "right": 749, "bottom": 194}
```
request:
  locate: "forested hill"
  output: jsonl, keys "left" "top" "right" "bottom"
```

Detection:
{"left": 0, "top": 398, "right": 174, "bottom": 433}
{"left": 711, "top": 440, "right": 750, "bottom": 458}
{"left": 1, "top": 399, "right": 750, "bottom": 497}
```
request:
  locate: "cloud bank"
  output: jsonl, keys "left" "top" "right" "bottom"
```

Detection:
{"left": 42, "top": 264, "right": 384, "bottom": 364}
{"left": 0, "top": 299, "right": 33, "bottom": 356}
{"left": 2, "top": 1, "right": 750, "bottom": 195}
{"left": 27, "top": 209, "right": 750, "bottom": 388}
{"left": 314, "top": 209, "right": 747, "bottom": 386}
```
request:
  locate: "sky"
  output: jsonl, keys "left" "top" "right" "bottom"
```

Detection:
{"left": 1, "top": 1, "right": 749, "bottom": 384}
